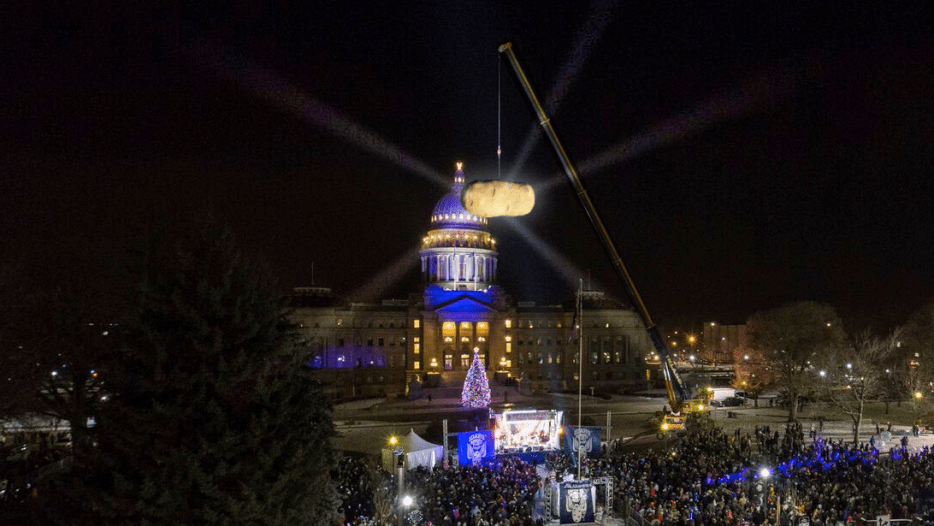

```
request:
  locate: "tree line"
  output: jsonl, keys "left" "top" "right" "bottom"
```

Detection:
{"left": 734, "top": 300, "right": 934, "bottom": 443}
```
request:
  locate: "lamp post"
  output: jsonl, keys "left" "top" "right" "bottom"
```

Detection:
{"left": 913, "top": 390, "right": 923, "bottom": 425}
{"left": 389, "top": 436, "right": 405, "bottom": 525}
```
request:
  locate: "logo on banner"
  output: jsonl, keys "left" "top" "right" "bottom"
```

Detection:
{"left": 565, "top": 426, "right": 600, "bottom": 461}
{"left": 573, "top": 428, "right": 592, "bottom": 455}
{"left": 560, "top": 481, "right": 594, "bottom": 524}
{"left": 467, "top": 433, "right": 487, "bottom": 466}
{"left": 566, "top": 486, "right": 588, "bottom": 523}
{"left": 458, "top": 430, "right": 493, "bottom": 467}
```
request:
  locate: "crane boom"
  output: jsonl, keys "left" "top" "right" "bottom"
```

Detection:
{"left": 498, "top": 42, "right": 691, "bottom": 412}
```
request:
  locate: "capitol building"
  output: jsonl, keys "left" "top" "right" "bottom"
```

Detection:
{"left": 288, "top": 163, "right": 650, "bottom": 398}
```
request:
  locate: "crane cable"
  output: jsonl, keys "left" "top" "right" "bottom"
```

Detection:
{"left": 497, "top": 56, "right": 502, "bottom": 179}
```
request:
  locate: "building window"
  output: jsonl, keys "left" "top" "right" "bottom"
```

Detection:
{"left": 615, "top": 351, "right": 621, "bottom": 363}
{"left": 413, "top": 319, "right": 420, "bottom": 328}
{"left": 546, "top": 338, "right": 553, "bottom": 346}
{"left": 414, "top": 337, "right": 420, "bottom": 354}
{"left": 378, "top": 337, "right": 384, "bottom": 347}
{"left": 556, "top": 354, "right": 562, "bottom": 364}
{"left": 548, "top": 354, "right": 553, "bottom": 364}
{"left": 366, "top": 338, "right": 373, "bottom": 347}
{"left": 590, "top": 351, "right": 599, "bottom": 365}
{"left": 604, "top": 352, "right": 611, "bottom": 364}
{"left": 414, "top": 361, "right": 420, "bottom": 369}
{"left": 538, "top": 352, "right": 543, "bottom": 364}
{"left": 505, "top": 319, "right": 512, "bottom": 328}
{"left": 527, "top": 352, "right": 533, "bottom": 364}
{"left": 506, "top": 341, "right": 512, "bottom": 354}
{"left": 337, "top": 318, "right": 343, "bottom": 326}
{"left": 338, "top": 338, "right": 345, "bottom": 347}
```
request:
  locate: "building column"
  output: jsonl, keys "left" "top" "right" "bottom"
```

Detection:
{"left": 455, "top": 323, "right": 461, "bottom": 370}
{"left": 472, "top": 323, "right": 479, "bottom": 364}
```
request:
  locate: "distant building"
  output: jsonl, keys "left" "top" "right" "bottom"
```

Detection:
{"left": 702, "top": 323, "right": 746, "bottom": 364}
{"left": 287, "top": 164, "right": 650, "bottom": 398}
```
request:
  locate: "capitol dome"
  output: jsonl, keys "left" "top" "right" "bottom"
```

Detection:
{"left": 419, "top": 162, "right": 498, "bottom": 293}
{"left": 428, "top": 162, "right": 489, "bottom": 232}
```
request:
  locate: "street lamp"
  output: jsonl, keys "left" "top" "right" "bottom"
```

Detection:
{"left": 913, "top": 391, "right": 924, "bottom": 424}
{"left": 389, "top": 436, "right": 406, "bottom": 525}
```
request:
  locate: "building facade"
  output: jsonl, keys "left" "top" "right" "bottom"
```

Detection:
{"left": 288, "top": 164, "right": 650, "bottom": 398}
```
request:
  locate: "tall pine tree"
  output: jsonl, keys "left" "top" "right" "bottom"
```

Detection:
{"left": 82, "top": 219, "right": 340, "bottom": 525}
{"left": 461, "top": 351, "right": 491, "bottom": 408}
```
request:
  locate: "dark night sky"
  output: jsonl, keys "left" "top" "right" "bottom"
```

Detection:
{"left": 2, "top": 2, "right": 932, "bottom": 328}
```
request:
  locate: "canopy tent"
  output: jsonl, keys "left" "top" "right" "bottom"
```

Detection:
{"left": 381, "top": 429, "right": 443, "bottom": 471}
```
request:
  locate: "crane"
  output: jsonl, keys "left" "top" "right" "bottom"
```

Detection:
{"left": 498, "top": 42, "right": 705, "bottom": 437}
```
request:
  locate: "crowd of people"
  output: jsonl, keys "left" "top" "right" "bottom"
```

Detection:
{"left": 578, "top": 418, "right": 934, "bottom": 525}
{"left": 335, "top": 418, "right": 934, "bottom": 525}
{"left": 335, "top": 455, "right": 542, "bottom": 526}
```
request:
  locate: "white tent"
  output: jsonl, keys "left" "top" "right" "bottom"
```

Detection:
{"left": 381, "top": 429, "right": 443, "bottom": 471}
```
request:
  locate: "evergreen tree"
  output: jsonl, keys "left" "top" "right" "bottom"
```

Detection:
{"left": 79, "top": 219, "right": 339, "bottom": 525}
{"left": 461, "top": 351, "right": 491, "bottom": 408}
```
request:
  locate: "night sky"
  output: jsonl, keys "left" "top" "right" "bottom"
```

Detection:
{"left": 2, "top": 2, "right": 932, "bottom": 328}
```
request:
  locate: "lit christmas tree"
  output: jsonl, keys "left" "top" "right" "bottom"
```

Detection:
{"left": 461, "top": 350, "right": 491, "bottom": 408}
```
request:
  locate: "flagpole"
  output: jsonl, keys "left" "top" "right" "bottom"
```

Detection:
{"left": 578, "top": 278, "right": 583, "bottom": 480}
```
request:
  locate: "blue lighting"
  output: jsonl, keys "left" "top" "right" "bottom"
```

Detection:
{"left": 308, "top": 346, "right": 386, "bottom": 369}
{"left": 423, "top": 284, "right": 497, "bottom": 317}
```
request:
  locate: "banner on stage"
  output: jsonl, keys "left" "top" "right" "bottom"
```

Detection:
{"left": 564, "top": 426, "right": 601, "bottom": 459}
{"left": 457, "top": 430, "right": 494, "bottom": 466}
{"left": 559, "top": 480, "right": 595, "bottom": 524}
